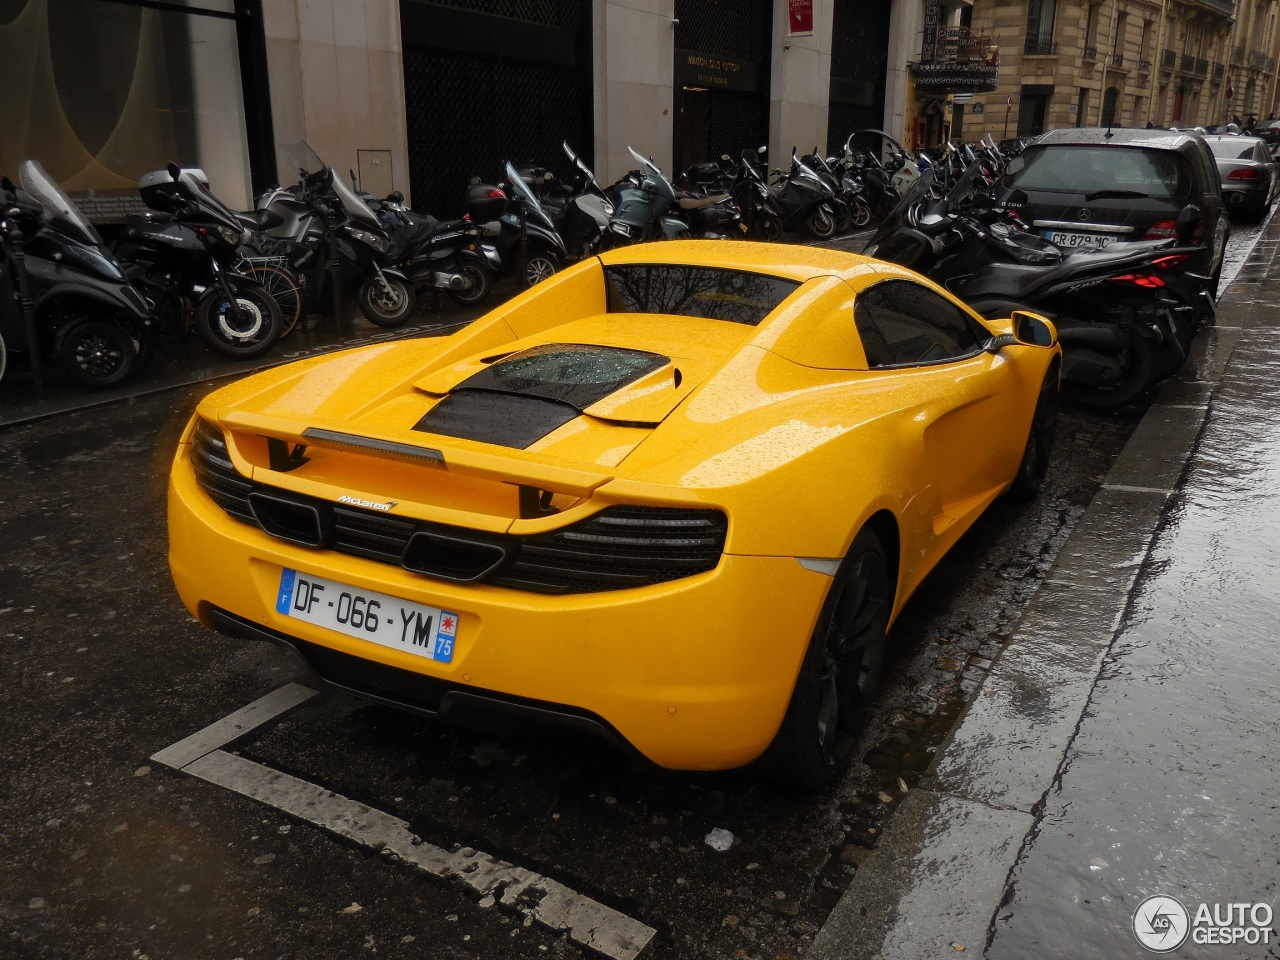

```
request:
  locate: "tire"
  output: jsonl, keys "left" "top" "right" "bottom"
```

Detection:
{"left": 1006, "top": 364, "right": 1060, "bottom": 502}
{"left": 849, "top": 198, "right": 872, "bottom": 228}
{"left": 239, "top": 261, "right": 305, "bottom": 337}
{"left": 832, "top": 199, "right": 854, "bottom": 234}
{"left": 755, "top": 528, "right": 892, "bottom": 789}
{"left": 806, "top": 205, "right": 837, "bottom": 240}
{"left": 447, "top": 262, "right": 493, "bottom": 307}
{"left": 55, "top": 317, "right": 136, "bottom": 389}
{"left": 196, "top": 281, "right": 282, "bottom": 359}
{"left": 357, "top": 274, "right": 415, "bottom": 328}
{"left": 0, "top": 330, "right": 7, "bottom": 385}
{"left": 755, "top": 211, "right": 784, "bottom": 243}
{"left": 1063, "top": 331, "right": 1154, "bottom": 410}
{"left": 522, "top": 247, "right": 561, "bottom": 287}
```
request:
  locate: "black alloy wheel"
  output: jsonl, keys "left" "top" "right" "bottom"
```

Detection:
{"left": 757, "top": 528, "right": 891, "bottom": 789}
{"left": 357, "top": 274, "right": 415, "bottom": 328}
{"left": 55, "top": 317, "right": 137, "bottom": 388}
{"left": 196, "top": 281, "right": 282, "bottom": 359}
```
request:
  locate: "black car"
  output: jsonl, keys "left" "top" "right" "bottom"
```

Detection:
{"left": 997, "top": 127, "right": 1229, "bottom": 293}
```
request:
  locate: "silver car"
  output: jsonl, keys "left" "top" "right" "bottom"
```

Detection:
{"left": 1202, "top": 134, "right": 1279, "bottom": 222}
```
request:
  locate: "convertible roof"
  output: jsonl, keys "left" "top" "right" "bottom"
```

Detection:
{"left": 596, "top": 239, "right": 878, "bottom": 283}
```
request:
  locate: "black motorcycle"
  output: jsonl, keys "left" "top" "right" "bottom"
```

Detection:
{"left": 516, "top": 142, "right": 614, "bottom": 262}
{"left": 864, "top": 165, "right": 1213, "bottom": 408}
{"left": 463, "top": 162, "right": 568, "bottom": 287}
{"left": 767, "top": 152, "right": 839, "bottom": 238}
{"left": 115, "top": 163, "right": 281, "bottom": 360}
{"left": 1, "top": 161, "right": 153, "bottom": 388}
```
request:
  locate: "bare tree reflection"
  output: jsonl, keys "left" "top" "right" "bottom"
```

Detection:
{"left": 605, "top": 266, "right": 798, "bottom": 326}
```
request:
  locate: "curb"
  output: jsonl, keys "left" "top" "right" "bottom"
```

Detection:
{"left": 808, "top": 225, "right": 1272, "bottom": 959}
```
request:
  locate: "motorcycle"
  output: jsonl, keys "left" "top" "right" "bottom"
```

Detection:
{"left": 728, "top": 148, "right": 784, "bottom": 241}
{"left": 463, "top": 162, "right": 568, "bottom": 287}
{"left": 864, "top": 164, "right": 1214, "bottom": 409}
{"left": 802, "top": 150, "right": 871, "bottom": 232}
{"left": 601, "top": 147, "right": 690, "bottom": 246}
{"left": 516, "top": 142, "right": 614, "bottom": 263}
{"left": 116, "top": 163, "right": 282, "bottom": 360}
{"left": 1, "top": 161, "right": 153, "bottom": 388}
{"left": 767, "top": 151, "right": 840, "bottom": 239}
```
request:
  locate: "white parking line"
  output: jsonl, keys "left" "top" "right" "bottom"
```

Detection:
{"left": 152, "top": 684, "right": 656, "bottom": 960}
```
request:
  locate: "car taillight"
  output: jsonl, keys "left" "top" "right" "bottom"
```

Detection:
{"left": 1111, "top": 273, "right": 1166, "bottom": 288}
{"left": 1152, "top": 253, "right": 1193, "bottom": 269}
{"left": 1228, "top": 169, "right": 1259, "bottom": 180}
{"left": 1142, "top": 219, "right": 1178, "bottom": 240}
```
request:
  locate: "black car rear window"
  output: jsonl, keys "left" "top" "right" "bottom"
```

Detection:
{"left": 604, "top": 265, "right": 799, "bottom": 326}
{"left": 1009, "top": 145, "right": 1189, "bottom": 199}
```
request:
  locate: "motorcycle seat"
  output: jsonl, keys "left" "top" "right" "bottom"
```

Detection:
{"left": 677, "top": 193, "right": 730, "bottom": 210}
{"left": 961, "top": 239, "right": 1187, "bottom": 299}
{"left": 236, "top": 209, "right": 284, "bottom": 231}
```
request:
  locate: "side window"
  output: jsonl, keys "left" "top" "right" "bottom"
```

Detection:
{"left": 854, "top": 279, "right": 987, "bottom": 367}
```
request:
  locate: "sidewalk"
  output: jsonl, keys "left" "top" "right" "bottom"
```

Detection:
{"left": 810, "top": 223, "right": 1280, "bottom": 957}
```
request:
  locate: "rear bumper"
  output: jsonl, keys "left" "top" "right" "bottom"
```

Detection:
{"left": 168, "top": 456, "right": 835, "bottom": 770}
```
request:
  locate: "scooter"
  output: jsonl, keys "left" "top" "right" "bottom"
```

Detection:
{"left": 1, "top": 161, "right": 153, "bottom": 388}
{"left": 601, "top": 147, "right": 691, "bottom": 246}
{"left": 463, "top": 162, "right": 568, "bottom": 287}
{"left": 767, "top": 151, "right": 840, "bottom": 238}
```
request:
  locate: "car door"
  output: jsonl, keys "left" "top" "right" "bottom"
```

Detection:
{"left": 854, "top": 278, "right": 1023, "bottom": 538}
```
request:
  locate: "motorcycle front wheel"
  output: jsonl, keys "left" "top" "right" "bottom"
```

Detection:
{"left": 358, "top": 274, "right": 416, "bottom": 328}
{"left": 754, "top": 211, "right": 784, "bottom": 243}
{"left": 849, "top": 198, "right": 872, "bottom": 228}
{"left": 196, "top": 281, "right": 282, "bottom": 359}
{"left": 522, "top": 247, "right": 561, "bottom": 287}
{"left": 447, "top": 263, "right": 493, "bottom": 307}
{"left": 806, "top": 205, "right": 837, "bottom": 240}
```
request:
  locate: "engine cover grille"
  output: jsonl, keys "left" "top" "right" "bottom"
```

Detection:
{"left": 190, "top": 422, "right": 727, "bottom": 594}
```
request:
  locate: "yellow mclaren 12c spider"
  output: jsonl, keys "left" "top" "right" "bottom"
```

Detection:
{"left": 168, "top": 240, "right": 1061, "bottom": 788}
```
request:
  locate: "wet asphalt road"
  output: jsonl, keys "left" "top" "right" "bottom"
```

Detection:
{"left": 0, "top": 218, "right": 1269, "bottom": 960}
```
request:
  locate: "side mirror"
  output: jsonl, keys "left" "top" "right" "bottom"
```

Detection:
{"left": 1006, "top": 156, "right": 1025, "bottom": 176}
{"left": 1011, "top": 310, "right": 1055, "bottom": 346}
{"left": 167, "top": 161, "right": 182, "bottom": 182}
{"left": 387, "top": 190, "right": 404, "bottom": 204}
{"left": 1175, "top": 204, "right": 1202, "bottom": 244}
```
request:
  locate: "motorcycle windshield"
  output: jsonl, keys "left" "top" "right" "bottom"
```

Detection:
{"left": 562, "top": 141, "right": 601, "bottom": 191}
{"left": 329, "top": 167, "right": 382, "bottom": 229}
{"left": 945, "top": 161, "right": 986, "bottom": 207}
{"left": 176, "top": 169, "right": 244, "bottom": 232}
{"left": 504, "top": 161, "right": 557, "bottom": 233}
{"left": 627, "top": 146, "right": 675, "bottom": 201}
{"left": 795, "top": 159, "right": 833, "bottom": 194}
{"left": 18, "top": 160, "right": 102, "bottom": 247}
{"left": 862, "top": 168, "right": 936, "bottom": 256}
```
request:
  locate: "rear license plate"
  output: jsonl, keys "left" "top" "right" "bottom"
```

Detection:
{"left": 276, "top": 568, "right": 458, "bottom": 663}
{"left": 1045, "top": 230, "right": 1115, "bottom": 248}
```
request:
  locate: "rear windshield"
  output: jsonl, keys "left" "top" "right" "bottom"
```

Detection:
{"left": 1009, "top": 145, "right": 1189, "bottom": 198}
{"left": 1206, "top": 138, "right": 1258, "bottom": 160}
{"left": 604, "top": 265, "right": 799, "bottom": 326}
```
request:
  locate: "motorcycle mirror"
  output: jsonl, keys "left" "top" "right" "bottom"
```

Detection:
{"left": 167, "top": 161, "right": 182, "bottom": 182}
{"left": 544, "top": 171, "right": 554, "bottom": 180}
{"left": 470, "top": 176, "right": 481, "bottom": 185}
{"left": 387, "top": 190, "right": 404, "bottom": 203}
{"left": 1175, "top": 204, "right": 1202, "bottom": 244}
{"left": 1010, "top": 310, "right": 1056, "bottom": 347}
{"left": 757, "top": 145, "right": 767, "bottom": 154}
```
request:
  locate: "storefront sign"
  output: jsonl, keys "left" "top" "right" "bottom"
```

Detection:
{"left": 788, "top": 0, "right": 813, "bottom": 37}
{"left": 675, "top": 49, "right": 760, "bottom": 92}
{"left": 921, "top": 0, "right": 941, "bottom": 62}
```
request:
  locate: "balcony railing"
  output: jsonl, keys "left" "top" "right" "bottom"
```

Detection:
{"left": 1024, "top": 37, "right": 1059, "bottom": 56}
{"left": 1249, "top": 49, "right": 1275, "bottom": 71}
{"left": 1138, "top": 58, "right": 1152, "bottom": 73}
{"left": 1161, "top": 48, "right": 1177, "bottom": 69}
{"left": 1232, "top": 45, "right": 1246, "bottom": 64}
{"left": 1195, "top": 57, "right": 1209, "bottom": 75}
{"left": 1193, "top": 0, "right": 1236, "bottom": 15}
{"left": 1214, "top": 62, "right": 1225, "bottom": 80}
{"left": 1180, "top": 53, "right": 1196, "bottom": 72}
{"left": 1084, "top": 45, "right": 1098, "bottom": 61}
{"left": 1112, "top": 53, "right": 1125, "bottom": 68}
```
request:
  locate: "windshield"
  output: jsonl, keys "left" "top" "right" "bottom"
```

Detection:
{"left": 19, "top": 160, "right": 102, "bottom": 246}
{"left": 946, "top": 160, "right": 986, "bottom": 206}
{"left": 626, "top": 146, "right": 675, "bottom": 200}
{"left": 276, "top": 141, "right": 327, "bottom": 177}
{"left": 862, "top": 168, "right": 936, "bottom": 255}
{"left": 328, "top": 167, "right": 381, "bottom": 228}
{"left": 563, "top": 141, "right": 599, "bottom": 187}
{"left": 1008, "top": 145, "right": 1188, "bottom": 199}
{"left": 504, "top": 161, "right": 556, "bottom": 232}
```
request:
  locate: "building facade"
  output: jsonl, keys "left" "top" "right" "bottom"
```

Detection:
{"left": 957, "top": 0, "right": 1280, "bottom": 140}
{"left": 2, "top": 0, "right": 935, "bottom": 217}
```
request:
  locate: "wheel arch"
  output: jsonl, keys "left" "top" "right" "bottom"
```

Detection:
{"left": 862, "top": 508, "right": 902, "bottom": 620}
